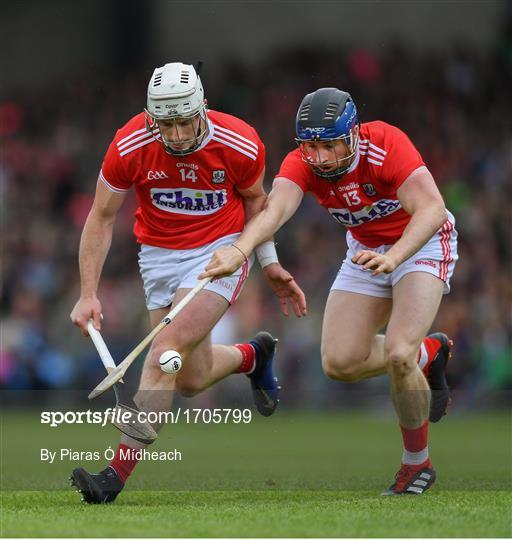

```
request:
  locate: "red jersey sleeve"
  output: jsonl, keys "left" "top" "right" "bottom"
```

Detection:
{"left": 235, "top": 129, "right": 266, "bottom": 190}
{"left": 276, "top": 149, "right": 311, "bottom": 193}
{"left": 99, "top": 132, "right": 133, "bottom": 192}
{"left": 381, "top": 124, "right": 425, "bottom": 189}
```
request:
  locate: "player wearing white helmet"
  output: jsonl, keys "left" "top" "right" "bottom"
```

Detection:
{"left": 69, "top": 62, "right": 306, "bottom": 504}
{"left": 144, "top": 62, "right": 209, "bottom": 156}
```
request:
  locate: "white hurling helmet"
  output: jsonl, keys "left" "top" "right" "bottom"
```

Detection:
{"left": 145, "top": 62, "right": 208, "bottom": 156}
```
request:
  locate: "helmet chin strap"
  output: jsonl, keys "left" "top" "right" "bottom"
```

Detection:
{"left": 147, "top": 109, "right": 209, "bottom": 157}
{"left": 298, "top": 139, "right": 356, "bottom": 182}
{"left": 309, "top": 127, "right": 359, "bottom": 182}
{"left": 312, "top": 160, "right": 353, "bottom": 182}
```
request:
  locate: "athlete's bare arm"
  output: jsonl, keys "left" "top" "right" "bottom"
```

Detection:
{"left": 352, "top": 166, "right": 448, "bottom": 275}
{"left": 240, "top": 177, "right": 304, "bottom": 253}
{"left": 237, "top": 167, "right": 267, "bottom": 222}
{"left": 201, "top": 177, "right": 306, "bottom": 316}
{"left": 70, "top": 180, "right": 127, "bottom": 335}
{"left": 201, "top": 178, "right": 303, "bottom": 276}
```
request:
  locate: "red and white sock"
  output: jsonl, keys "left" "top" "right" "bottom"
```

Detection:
{"left": 109, "top": 443, "right": 140, "bottom": 484}
{"left": 234, "top": 343, "right": 256, "bottom": 374}
{"left": 400, "top": 420, "right": 430, "bottom": 467}
{"left": 417, "top": 337, "right": 442, "bottom": 377}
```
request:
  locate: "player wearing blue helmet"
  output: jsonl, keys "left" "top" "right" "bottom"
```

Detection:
{"left": 295, "top": 88, "right": 359, "bottom": 181}
{"left": 203, "top": 87, "right": 458, "bottom": 496}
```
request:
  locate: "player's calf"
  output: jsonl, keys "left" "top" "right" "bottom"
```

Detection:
{"left": 175, "top": 375, "right": 205, "bottom": 397}
{"left": 321, "top": 348, "right": 373, "bottom": 382}
{"left": 321, "top": 359, "right": 363, "bottom": 382}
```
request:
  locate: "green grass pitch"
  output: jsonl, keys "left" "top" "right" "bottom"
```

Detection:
{"left": 1, "top": 410, "right": 511, "bottom": 537}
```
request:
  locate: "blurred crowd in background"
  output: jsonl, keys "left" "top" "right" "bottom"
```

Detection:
{"left": 1, "top": 29, "right": 511, "bottom": 409}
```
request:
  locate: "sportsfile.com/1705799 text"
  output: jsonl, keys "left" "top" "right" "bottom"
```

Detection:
{"left": 40, "top": 408, "right": 252, "bottom": 428}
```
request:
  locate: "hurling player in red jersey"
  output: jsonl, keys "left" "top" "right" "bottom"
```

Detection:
{"left": 69, "top": 62, "right": 306, "bottom": 504}
{"left": 202, "top": 88, "right": 458, "bottom": 495}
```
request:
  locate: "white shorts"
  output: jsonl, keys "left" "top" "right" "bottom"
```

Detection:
{"left": 331, "top": 214, "right": 458, "bottom": 298}
{"left": 138, "top": 233, "right": 253, "bottom": 310}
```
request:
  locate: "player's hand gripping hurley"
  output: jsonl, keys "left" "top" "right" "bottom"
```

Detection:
{"left": 88, "top": 277, "right": 212, "bottom": 399}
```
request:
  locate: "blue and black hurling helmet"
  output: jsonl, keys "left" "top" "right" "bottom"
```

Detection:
{"left": 295, "top": 88, "right": 359, "bottom": 181}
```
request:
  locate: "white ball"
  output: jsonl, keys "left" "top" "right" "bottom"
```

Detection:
{"left": 159, "top": 350, "right": 182, "bottom": 374}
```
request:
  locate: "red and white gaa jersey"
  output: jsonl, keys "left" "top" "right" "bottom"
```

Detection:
{"left": 100, "top": 110, "right": 265, "bottom": 249}
{"left": 277, "top": 121, "right": 428, "bottom": 247}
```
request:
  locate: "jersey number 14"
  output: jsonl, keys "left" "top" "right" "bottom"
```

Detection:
{"left": 179, "top": 169, "right": 197, "bottom": 182}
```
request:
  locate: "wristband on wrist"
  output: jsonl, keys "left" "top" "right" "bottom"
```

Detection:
{"left": 255, "top": 241, "right": 279, "bottom": 269}
{"left": 231, "top": 243, "right": 248, "bottom": 263}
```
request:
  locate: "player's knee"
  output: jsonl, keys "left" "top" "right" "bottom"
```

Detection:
{"left": 321, "top": 351, "right": 363, "bottom": 383}
{"left": 148, "top": 344, "right": 182, "bottom": 370}
{"left": 385, "top": 341, "right": 418, "bottom": 377}
{"left": 175, "top": 377, "right": 203, "bottom": 397}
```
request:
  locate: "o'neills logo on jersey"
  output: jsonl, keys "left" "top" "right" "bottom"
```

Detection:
{"left": 328, "top": 199, "right": 402, "bottom": 227}
{"left": 150, "top": 188, "right": 228, "bottom": 215}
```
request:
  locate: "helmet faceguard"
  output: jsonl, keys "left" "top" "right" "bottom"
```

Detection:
{"left": 295, "top": 88, "right": 359, "bottom": 181}
{"left": 145, "top": 62, "right": 209, "bottom": 156}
